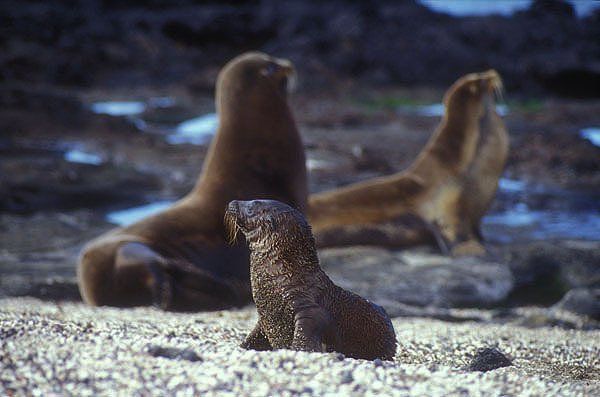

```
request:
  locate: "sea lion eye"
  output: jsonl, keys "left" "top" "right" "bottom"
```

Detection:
{"left": 468, "top": 83, "right": 478, "bottom": 94}
{"left": 260, "top": 63, "right": 279, "bottom": 77}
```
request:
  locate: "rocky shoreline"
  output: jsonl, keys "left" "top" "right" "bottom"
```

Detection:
{"left": 1, "top": 299, "right": 598, "bottom": 395}
{"left": 1, "top": 0, "right": 599, "bottom": 394}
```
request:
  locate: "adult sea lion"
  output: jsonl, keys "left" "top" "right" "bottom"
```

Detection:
{"left": 308, "top": 70, "right": 508, "bottom": 255}
{"left": 225, "top": 199, "right": 397, "bottom": 361}
{"left": 77, "top": 52, "right": 308, "bottom": 311}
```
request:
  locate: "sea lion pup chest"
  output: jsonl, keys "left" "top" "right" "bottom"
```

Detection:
{"left": 226, "top": 199, "right": 397, "bottom": 361}
{"left": 77, "top": 52, "right": 307, "bottom": 310}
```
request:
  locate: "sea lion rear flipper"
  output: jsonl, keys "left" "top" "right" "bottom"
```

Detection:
{"left": 116, "top": 242, "right": 244, "bottom": 311}
{"left": 423, "top": 220, "right": 452, "bottom": 255}
{"left": 158, "top": 259, "right": 248, "bottom": 311}
{"left": 241, "top": 323, "right": 272, "bottom": 351}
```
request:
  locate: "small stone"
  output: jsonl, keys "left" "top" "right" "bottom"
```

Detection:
{"left": 340, "top": 371, "right": 354, "bottom": 384}
{"left": 145, "top": 344, "right": 202, "bottom": 362}
{"left": 373, "top": 358, "right": 383, "bottom": 367}
{"left": 468, "top": 347, "right": 512, "bottom": 372}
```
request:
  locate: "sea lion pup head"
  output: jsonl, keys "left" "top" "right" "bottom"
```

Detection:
{"left": 225, "top": 199, "right": 313, "bottom": 246}
{"left": 442, "top": 69, "right": 503, "bottom": 119}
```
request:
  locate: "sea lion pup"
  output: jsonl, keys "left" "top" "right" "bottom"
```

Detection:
{"left": 77, "top": 52, "right": 308, "bottom": 311}
{"left": 225, "top": 199, "right": 397, "bottom": 361}
{"left": 308, "top": 70, "right": 508, "bottom": 255}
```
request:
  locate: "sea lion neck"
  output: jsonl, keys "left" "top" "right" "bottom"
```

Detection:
{"left": 248, "top": 228, "right": 320, "bottom": 276}
{"left": 190, "top": 78, "right": 307, "bottom": 214}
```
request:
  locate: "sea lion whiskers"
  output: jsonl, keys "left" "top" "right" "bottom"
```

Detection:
{"left": 491, "top": 75, "right": 504, "bottom": 103}
{"left": 224, "top": 211, "right": 240, "bottom": 245}
{"left": 480, "top": 70, "right": 504, "bottom": 102}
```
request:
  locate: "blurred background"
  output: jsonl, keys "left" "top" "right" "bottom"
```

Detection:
{"left": 0, "top": 0, "right": 599, "bottom": 319}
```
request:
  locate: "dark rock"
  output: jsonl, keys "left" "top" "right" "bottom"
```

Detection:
{"left": 0, "top": 0, "right": 597, "bottom": 96}
{"left": 0, "top": 158, "right": 162, "bottom": 214}
{"left": 499, "top": 240, "right": 600, "bottom": 307}
{"left": 554, "top": 288, "right": 600, "bottom": 320}
{"left": 12, "top": 279, "right": 82, "bottom": 302}
{"left": 340, "top": 371, "right": 354, "bottom": 384}
{"left": 320, "top": 247, "right": 513, "bottom": 309}
{"left": 146, "top": 345, "right": 203, "bottom": 362}
{"left": 468, "top": 347, "right": 512, "bottom": 372}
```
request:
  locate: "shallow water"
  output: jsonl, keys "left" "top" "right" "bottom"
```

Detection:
{"left": 103, "top": 178, "right": 600, "bottom": 243}
{"left": 418, "top": 0, "right": 530, "bottom": 16}
{"left": 580, "top": 127, "right": 600, "bottom": 147}
{"left": 483, "top": 208, "right": 600, "bottom": 243}
{"left": 106, "top": 201, "right": 175, "bottom": 226}
{"left": 167, "top": 113, "right": 219, "bottom": 145}
{"left": 497, "top": 178, "right": 526, "bottom": 193}
{"left": 483, "top": 178, "right": 600, "bottom": 243}
{"left": 64, "top": 149, "right": 103, "bottom": 165}
{"left": 400, "top": 103, "right": 508, "bottom": 117}
{"left": 91, "top": 101, "right": 146, "bottom": 116}
{"left": 418, "top": 0, "right": 599, "bottom": 17}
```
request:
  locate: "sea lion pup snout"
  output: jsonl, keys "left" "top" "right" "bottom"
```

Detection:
{"left": 229, "top": 199, "right": 397, "bottom": 361}
{"left": 225, "top": 199, "right": 304, "bottom": 243}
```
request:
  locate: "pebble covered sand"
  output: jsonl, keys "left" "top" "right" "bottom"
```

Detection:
{"left": 1, "top": 298, "right": 598, "bottom": 396}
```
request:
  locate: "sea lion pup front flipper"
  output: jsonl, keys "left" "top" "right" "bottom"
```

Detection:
{"left": 241, "top": 324, "right": 272, "bottom": 351}
{"left": 77, "top": 52, "right": 308, "bottom": 310}
{"left": 308, "top": 70, "right": 508, "bottom": 255}
{"left": 226, "top": 199, "right": 397, "bottom": 361}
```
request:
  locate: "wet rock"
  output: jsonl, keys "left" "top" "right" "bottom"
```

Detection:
{"left": 499, "top": 240, "right": 600, "bottom": 306}
{"left": 146, "top": 345, "right": 203, "bottom": 362}
{"left": 554, "top": 288, "right": 600, "bottom": 320}
{"left": 0, "top": 0, "right": 597, "bottom": 96}
{"left": 320, "top": 247, "right": 514, "bottom": 309}
{"left": 11, "top": 279, "right": 82, "bottom": 302}
{"left": 468, "top": 347, "right": 512, "bottom": 372}
{"left": 0, "top": 158, "right": 162, "bottom": 213}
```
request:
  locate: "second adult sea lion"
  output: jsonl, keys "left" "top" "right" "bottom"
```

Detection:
{"left": 308, "top": 70, "right": 508, "bottom": 255}
{"left": 225, "top": 199, "right": 397, "bottom": 361}
{"left": 77, "top": 52, "right": 308, "bottom": 311}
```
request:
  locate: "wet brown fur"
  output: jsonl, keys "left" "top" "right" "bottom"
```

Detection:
{"left": 308, "top": 70, "right": 509, "bottom": 255}
{"left": 227, "top": 199, "right": 397, "bottom": 361}
{"left": 77, "top": 52, "right": 308, "bottom": 310}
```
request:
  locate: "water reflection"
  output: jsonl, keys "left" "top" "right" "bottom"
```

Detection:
{"left": 91, "top": 101, "right": 146, "bottom": 116}
{"left": 64, "top": 149, "right": 103, "bottom": 165}
{"left": 580, "top": 127, "right": 600, "bottom": 147}
{"left": 106, "top": 201, "right": 175, "bottom": 226}
{"left": 483, "top": 208, "right": 600, "bottom": 243}
{"left": 167, "top": 113, "right": 219, "bottom": 145}
{"left": 418, "top": 0, "right": 530, "bottom": 16}
{"left": 418, "top": 0, "right": 599, "bottom": 17}
{"left": 483, "top": 177, "right": 600, "bottom": 243}
{"left": 498, "top": 178, "right": 526, "bottom": 193}
{"left": 400, "top": 103, "right": 508, "bottom": 117}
